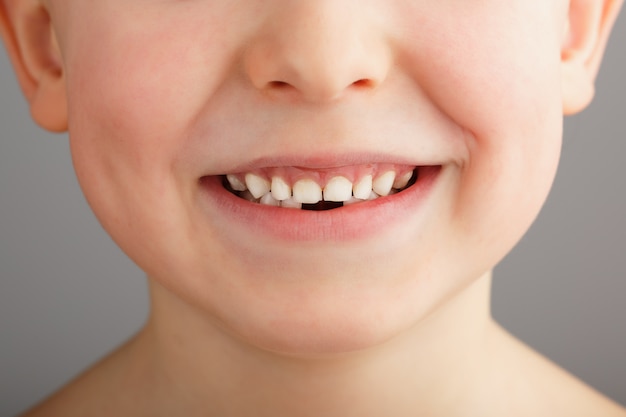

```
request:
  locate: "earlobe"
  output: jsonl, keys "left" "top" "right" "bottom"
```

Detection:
{"left": 561, "top": 0, "right": 623, "bottom": 115}
{"left": 0, "top": 0, "right": 67, "bottom": 132}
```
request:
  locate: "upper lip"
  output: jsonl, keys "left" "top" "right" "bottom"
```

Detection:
{"left": 202, "top": 152, "right": 448, "bottom": 177}
{"left": 189, "top": 89, "right": 468, "bottom": 177}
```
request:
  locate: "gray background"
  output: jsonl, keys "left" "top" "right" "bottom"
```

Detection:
{"left": 1, "top": 13, "right": 625, "bottom": 416}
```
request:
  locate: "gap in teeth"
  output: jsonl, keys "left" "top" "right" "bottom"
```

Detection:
{"left": 223, "top": 165, "right": 419, "bottom": 210}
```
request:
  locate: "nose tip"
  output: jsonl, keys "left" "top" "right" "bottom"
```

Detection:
{"left": 243, "top": 4, "right": 391, "bottom": 103}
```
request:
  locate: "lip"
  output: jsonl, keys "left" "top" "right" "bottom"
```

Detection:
{"left": 198, "top": 165, "right": 442, "bottom": 242}
{"left": 208, "top": 153, "right": 442, "bottom": 174}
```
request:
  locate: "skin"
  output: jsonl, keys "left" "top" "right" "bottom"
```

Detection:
{"left": 1, "top": 0, "right": 625, "bottom": 416}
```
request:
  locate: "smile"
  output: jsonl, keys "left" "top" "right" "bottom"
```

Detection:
{"left": 222, "top": 164, "right": 421, "bottom": 211}
{"left": 199, "top": 162, "right": 443, "bottom": 241}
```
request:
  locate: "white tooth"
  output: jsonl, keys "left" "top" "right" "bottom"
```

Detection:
{"left": 226, "top": 174, "right": 247, "bottom": 191}
{"left": 271, "top": 176, "right": 291, "bottom": 201}
{"left": 240, "top": 190, "right": 259, "bottom": 203}
{"left": 368, "top": 191, "right": 380, "bottom": 200}
{"left": 323, "top": 176, "right": 353, "bottom": 202}
{"left": 280, "top": 197, "right": 303, "bottom": 209}
{"left": 343, "top": 197, "right": 363, "bottom": 206}
{"left": 245, "top": 173, "right": 270, "bottom": 199}
{"left": 292, "top": 179, "right": 322, "bottom": 204}
{"left": 353, "top": 175, "right": 373, "bottom": 200}
{"left": 373, "top": 171, "right": 395, "bottom": 196}
{"left": 260, "top": 192, "right": 280, "bottom": 207}
{"left": 393, "top": 171, "right": 414, "bottom": 189}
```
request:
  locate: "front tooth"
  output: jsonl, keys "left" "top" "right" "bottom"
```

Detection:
{"left": 393, "top": 171, "right": 414, "bottom": 189}
{"left": 260, "top": 192, "right": 280, "bottom": 207}
{"left": 226, "top": 174, "right": 247, "bottom": 191}
{"left": 271, "top": 176, "right": 291, "bottom": 201}
{"left": 373, "top": 171, "right": 395, "bottom": 196}
{"left": 293, "top": 179, "right": 322, "bottom": 204}
{"left": 245, "top": 173, "right": 270, "bottom": 199}
{"left": 280, "top": 197, "right": 303, "bottom": 209}
{"left": 353, "top": 175, "right": 373, "bottom": 200}
{"left": 323, "top": 176, "right": 353, "bottom": 202}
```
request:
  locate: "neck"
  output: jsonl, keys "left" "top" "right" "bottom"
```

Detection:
{"left": 130, "top": 272, "right": 496, "bottom": 417}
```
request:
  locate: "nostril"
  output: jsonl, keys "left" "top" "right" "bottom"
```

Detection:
{"left": 352, "top": 79, "right": 375, "bottom": 88}
{"left": 268, "top": 81, "right": 292, "bottom": 89}
{"left": 264, "top": 78, "right": 377, "bottom": 101}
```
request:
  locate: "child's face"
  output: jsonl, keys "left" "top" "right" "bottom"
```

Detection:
{"left": 48, "top": 0, "right": 567, "bottom": 353}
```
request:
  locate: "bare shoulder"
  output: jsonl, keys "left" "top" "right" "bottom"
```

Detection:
{"left": 19, "top": 355, "right": 118, "bottom": 417}
{"left": 487, "top": 322, "right": 626, "bottom": 417}
{"left": 18, "top": 323, "right": 626, "bottom": 417}
{"left": 19, "top": 333, "right": 148, "bottom": 417}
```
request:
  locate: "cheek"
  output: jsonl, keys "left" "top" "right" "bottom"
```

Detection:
{"left": 60, "top": 9, "right": 230, "bottom": 276}
{"left": 399, "top": 3, "right": 564, "bottom": 260}
{"left": 66, "top": 18, "right": 217, "bottom": 158}
{"left": 62, "top": 4, "right": 240, "bottom": 206}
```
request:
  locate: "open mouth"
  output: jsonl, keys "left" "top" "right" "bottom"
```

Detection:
{"left": 220, "top": 164, "right": 436, "bottom": 211}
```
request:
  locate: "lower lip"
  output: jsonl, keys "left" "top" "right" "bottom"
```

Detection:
{"left": 199, "top": 166, "right": 442, "bottom": 242}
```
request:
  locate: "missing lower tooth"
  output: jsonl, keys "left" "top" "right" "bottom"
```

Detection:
{"left": 301, "top": 201, "right": 344, "bottom": 211}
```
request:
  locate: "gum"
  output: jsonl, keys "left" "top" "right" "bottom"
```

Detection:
{"left": 227, "top": 163, "right": 417, "bottom": 187}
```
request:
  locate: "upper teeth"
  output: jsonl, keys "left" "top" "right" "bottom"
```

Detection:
{"left": 245, "top": 173, "right": 270, "bottom": 199}
{"left": 293, "top": 179, "right": 323, "bottom": 204}
{"left": 353, "top": 175, "right": 373, "bottom": 200}
{"left": 372, "top": 171, "right": 395, "bottom": 196}
{"left": 323, "top": 176, "right": 353, "bottom": 202}
{"left": 271, "top": 176, "right": 291, "bottom": 201}
{"left": 393, "top": 171, "right": 413, "bottom": 189}
{"left": 226, "top": 174, "right": 247, "bottom": 192}
{"left": 227, "top": 169, "right": 415, "bottom": 208}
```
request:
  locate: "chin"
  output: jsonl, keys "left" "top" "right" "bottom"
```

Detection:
{"left": 193, "top": 258, "right": 475, "bottom": 358}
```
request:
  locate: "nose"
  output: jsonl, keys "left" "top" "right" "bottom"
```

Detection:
{"left": 243, "top": 1, "right": 392, "bottom": 103}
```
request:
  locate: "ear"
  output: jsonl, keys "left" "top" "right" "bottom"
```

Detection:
{"left": 0, "top": 0, "right": 67, "bottom": 132}
{"left": 561, "top": 0, "right": 623, "bottom": 115}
